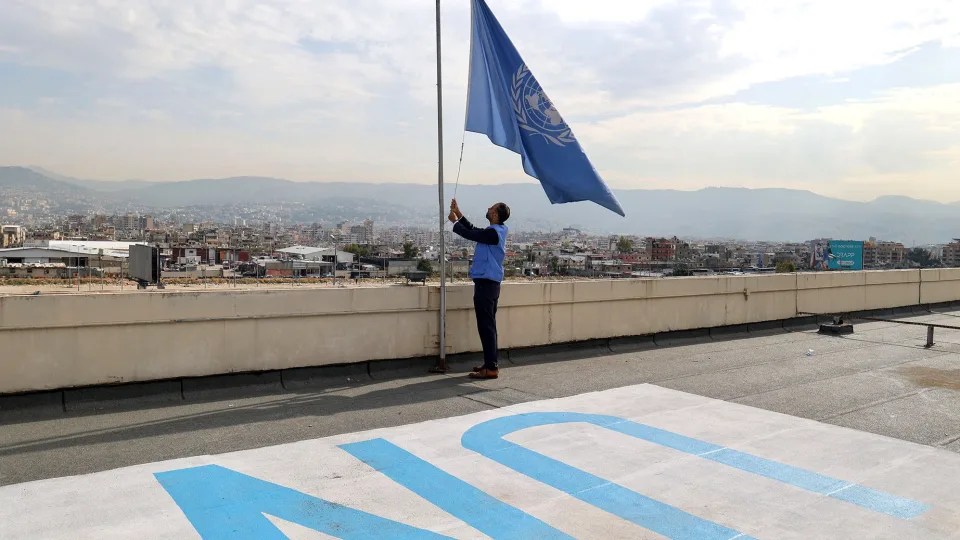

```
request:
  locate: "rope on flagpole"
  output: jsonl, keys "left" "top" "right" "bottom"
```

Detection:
{"left": 453, "top": 0, "right": 476, "bottom": 202}
{"left": 453, "top": 130, "right": 466, "bottom": 199}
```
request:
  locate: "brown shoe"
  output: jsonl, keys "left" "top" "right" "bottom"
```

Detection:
{"left": 469, "top": 368, "right": 499, "bottom": 379}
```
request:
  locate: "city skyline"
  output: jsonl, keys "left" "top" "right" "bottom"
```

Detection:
{"left": 1, "top": 1, "right": 958, "bottom": 202}
{"left": 7, "top": 164, "right": 960, "bottom": 245}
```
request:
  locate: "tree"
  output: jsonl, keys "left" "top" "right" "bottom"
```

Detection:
{"left": 776, "top": 261, "right": 797, "bottom": 273}
{"left": 672, "top": 262, "right": 692, "bottom": 277}
{"left": 343, "top": 244, "right": 371, "bottom": 257}
{"left": 548, "top": 256, "right": 560, "bottom": 275}
{"left": 906, "top": 248, "right": 937, "bottom": 268}
{"left": 403, "top": 241, "right": 418, "bottom": 259}
{"left": 616, "top": 236, "right": 633, "bottom": 253}
{"left": 416, "top": 259, "right": 432, "bottom": 273}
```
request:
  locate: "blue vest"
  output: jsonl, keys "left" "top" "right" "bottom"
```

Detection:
{"left": 470, "top": 224, "right": 508, "bottom": 281}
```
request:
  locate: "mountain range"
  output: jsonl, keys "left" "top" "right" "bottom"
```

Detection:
{"left": 2, "top": 165, "right": 958, "bottom": 244}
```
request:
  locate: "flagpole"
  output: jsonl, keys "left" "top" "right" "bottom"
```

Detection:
{"left": 433, "top": 0, "right": 448, "bottom": 372}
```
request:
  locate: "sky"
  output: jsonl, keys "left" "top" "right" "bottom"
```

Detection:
{"left": 1, "top": 0, "right": 959, "bottom": 202}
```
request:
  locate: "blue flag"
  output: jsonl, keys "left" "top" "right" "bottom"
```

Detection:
{"left": 465, "top": 0, "right": 625, "bottom": 216}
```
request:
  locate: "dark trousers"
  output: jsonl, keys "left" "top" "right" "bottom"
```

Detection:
{"left": 473, "top": 278, "right": 501, "bottom": 370}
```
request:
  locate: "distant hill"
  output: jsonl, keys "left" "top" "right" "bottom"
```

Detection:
{"left": 0, "top": 166, "right": 88, "bottom": 194}
{"left": 3, "top": 166, "right": 960, "bottom": 244}
{"left": 0, "top": 166, "right": 104, "bottom": 213}
{"left": 25, "top": 166, "right": 159, "bottom": 192}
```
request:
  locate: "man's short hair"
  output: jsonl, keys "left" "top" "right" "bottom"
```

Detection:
{"left": 495, "top": 202, "right": 510, "bottom": 223}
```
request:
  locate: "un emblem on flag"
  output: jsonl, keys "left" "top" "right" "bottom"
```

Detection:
{"left": 512, "top": 64, "right": 576, "bottom": 147}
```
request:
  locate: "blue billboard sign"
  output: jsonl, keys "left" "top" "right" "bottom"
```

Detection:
{"left": 827, "top": 240, "right": 864, "bottom": 270}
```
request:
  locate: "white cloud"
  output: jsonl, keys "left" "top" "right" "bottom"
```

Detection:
{"left": 574, "top": 82, "right": 960, "bottom": 201}
{"left": 538, "top": 0, "right": 677, "bottom": 24}
{"left": 710, "top": 0, "right": 960, "bottom": 97}
{"left": 0, "top": 1, "right": 428, "bottom": 109}
{"left": 0, "top": 0, "right": 959, "bottom": 204}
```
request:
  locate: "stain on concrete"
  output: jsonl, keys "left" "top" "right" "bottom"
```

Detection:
{"left": 898, "top": 367, "right": 960, "bottom": 391}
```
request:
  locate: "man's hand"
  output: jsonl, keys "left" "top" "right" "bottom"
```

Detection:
{"left": 448, "top": 209, "right": 458, "bottom": 223}
{"left": 449, "top": 199, "right": 463, "bottom": 221}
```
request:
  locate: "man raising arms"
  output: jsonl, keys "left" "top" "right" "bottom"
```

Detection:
{"left": 448, "top": 199, "right": 510, "bottom": 380}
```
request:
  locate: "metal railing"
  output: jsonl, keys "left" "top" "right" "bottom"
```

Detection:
{"left": 798, "top": 308, "right": 960, "bottom": 348}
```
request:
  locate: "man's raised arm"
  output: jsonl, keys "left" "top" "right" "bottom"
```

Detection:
{"left": 453, "top": 216, "right": 499, "bottom": 245}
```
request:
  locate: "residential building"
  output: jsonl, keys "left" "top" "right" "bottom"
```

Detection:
{"left": 645, "top": 237, "right": 677, "bottom": 262}
{"left": 942, "top": 240, "right": 960, "bottom": 267}
{"left": 1, "top": 225, "right": 25, "bottom": 247}
{"left": 863, "top": 239, "right": 905, "bottom": 267}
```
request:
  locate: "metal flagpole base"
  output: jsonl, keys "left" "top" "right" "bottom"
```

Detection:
{"left": 428, "top": 360, "right": 449, "bottom": 374}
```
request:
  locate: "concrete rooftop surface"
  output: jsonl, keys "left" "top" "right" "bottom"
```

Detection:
{"left": 2, "top": 310, "right": 960, "bottom": 538}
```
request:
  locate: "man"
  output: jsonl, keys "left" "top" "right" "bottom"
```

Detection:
{"left": 448, "top": 198, "right": 509, "bottom": 379}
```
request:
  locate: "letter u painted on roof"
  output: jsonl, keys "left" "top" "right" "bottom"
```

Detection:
{"left": 461, "top": 412, "right": 928, "bottom": 540}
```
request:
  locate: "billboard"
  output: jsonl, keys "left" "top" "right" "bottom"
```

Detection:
{"left": 827, "top": 240, "right": 863, "bottom": 271}
{"left": 811, "top": 242, "right": 828, "bottom": 270}
{"left": 128, "top": 244, "right": 159, "bottom": 284}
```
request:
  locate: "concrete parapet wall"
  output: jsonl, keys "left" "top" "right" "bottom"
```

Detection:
{"left": 920, "top": 268, "right": 960, "bottom": 304}
{"left": 796, "top": 270, "right": 922, "bottom": 314}
{"left": 1, "top": 270, "right": 956, "bottom": 394}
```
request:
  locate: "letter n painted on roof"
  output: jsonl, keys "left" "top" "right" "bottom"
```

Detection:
{"left": 154, "top": 464, "right": 449, "bottom": 540}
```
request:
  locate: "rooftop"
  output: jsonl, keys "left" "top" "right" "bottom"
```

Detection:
{"left": 276, "top": 244, "right": 327, "bottom": 256}
{"left": 2, "top": 310, "right": 960, "bottom": 537}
